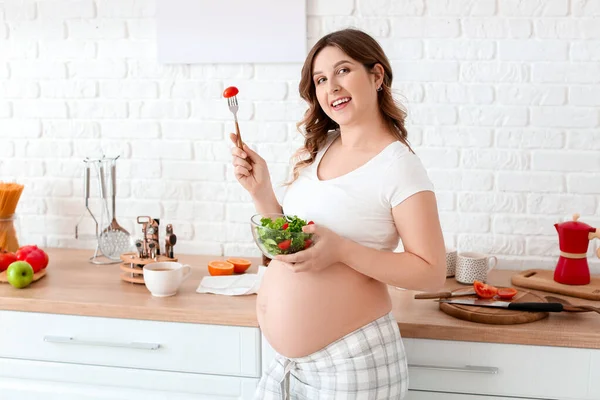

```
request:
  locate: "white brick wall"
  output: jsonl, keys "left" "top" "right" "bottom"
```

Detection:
{"left": 0, "top": 0, "right": 599, "bottom": 272}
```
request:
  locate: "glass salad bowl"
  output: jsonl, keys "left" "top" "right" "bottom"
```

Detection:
{"left": 250, "top": 213, "right": 315, "bottom": 259}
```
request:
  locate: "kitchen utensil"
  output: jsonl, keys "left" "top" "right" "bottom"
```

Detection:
{"left": 135, "top": 240, "right": 144, "bottom": 258}
{"left": 98, "top": 160, "right": 132, "bottom": 261}
{"left": 148, "top": 242, "right": 157, "bottom": 259}
{"left": 553, "top": 213, "right": 600, "bottom": 285}
{"left": 88, "top": 160, "right": 120, "bottom": 265}
{"left": 75, "top": 162, "right": 98, "bottom": 240}
{"left": 165, "top": 224, "right": 177, "bottom": 258}
{"left": 137, "top": 216, "right": 151, "bottom": 258}
{"left": 545, "top": 295, "right": 600, "bottom": 314}
{"left": 438, "top": 299, "right": 564, "bottom": 312}
{"left": 437, "top": 289, "right": 550, "bottom": 325}
{"left": 146, "top": 218, "right": 160, "bottom": 256}
{"left": 98, "top": 161, "right": 111, "bottom": 228}
{"left": 223, "top": 86, "right": 243, "bottom": 150}
{"left": 511, "top": 269, "right": 600, "bottom": 300}
{"left": 135, "top": 216, "right": 161, "bottom": 260}
{"left": 415, "top": 289, "right": 476, "bottom": 299}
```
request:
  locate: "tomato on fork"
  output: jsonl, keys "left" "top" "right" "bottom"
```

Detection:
{"left": 223, "top": 86, "right": 239, "bottom": 98}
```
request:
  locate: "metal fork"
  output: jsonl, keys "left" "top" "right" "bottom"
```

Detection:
{"left": 227, "top": 95, "right": 244, "bottom": 150}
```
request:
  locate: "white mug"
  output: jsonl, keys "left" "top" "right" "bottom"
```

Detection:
{"left": 445, "top": 247, "right": 457, "bottom": 277}
{"left": 143, "top": 262, "right": 192, "bottom": 297}
{"left": 455, "top": 252, "right": 497, "bottom": 284}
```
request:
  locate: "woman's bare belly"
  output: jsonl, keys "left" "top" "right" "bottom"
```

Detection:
{"left": 256, "top": 260, "right": 392, "bottom": 358}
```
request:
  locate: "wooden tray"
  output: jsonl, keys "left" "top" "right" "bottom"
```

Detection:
{"left": 511, "top": 269, "right": 600, "bottom": 301}
{"left": 0, "top": 268, "right": 46, "bottom": 284}
{"left": 439, "top": 289, "right": 549, "bottom": 325}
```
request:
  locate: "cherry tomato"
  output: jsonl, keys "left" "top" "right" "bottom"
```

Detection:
{"left": 473, "top": 280, "right": 498, "bottom": 299}
{"left": 278, "top": 239, "right": 291, "bottom": 251}
{"left": 497, "top": 287, "right": 518, "bottom": 300}
{"left": 303, "top": 239, "right": 313, "bottom": 249}
{"left": 223, "top": 86, "right": 239, "bottom": 98}
{"left": 282, "top": 223, "right": 289, "bottom": 230}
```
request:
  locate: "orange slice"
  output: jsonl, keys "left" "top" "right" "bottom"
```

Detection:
{"left": 226, "top": 258, "right": 252, "bottom": 274}
{"left": 208, "top": 260, "right": 234, "bottom": 276}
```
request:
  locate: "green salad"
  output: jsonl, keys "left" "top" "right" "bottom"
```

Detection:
{"left": 255, "top": 215, "right": 314, "bottom": 256}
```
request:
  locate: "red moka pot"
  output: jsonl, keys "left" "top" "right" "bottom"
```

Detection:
{"left": 554, "top": 214, "right": 600, "bottom": 285}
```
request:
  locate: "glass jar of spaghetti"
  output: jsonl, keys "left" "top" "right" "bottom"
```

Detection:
{"left": 0, "top": 214, "right": 20, "bottom": 253}
{"left": 0, "top": 182, "right": 24, "bottom": 252}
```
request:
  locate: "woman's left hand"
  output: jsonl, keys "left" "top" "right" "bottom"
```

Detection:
{"left": 274, "top": 223, "right": 345, "bottom": 273}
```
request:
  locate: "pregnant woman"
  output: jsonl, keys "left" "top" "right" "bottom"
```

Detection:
{"left": 230, "top": 28, "right": 446, "bottom": 400}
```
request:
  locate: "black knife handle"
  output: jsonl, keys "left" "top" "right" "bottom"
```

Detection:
{"left": 507, "top": 302, "right": 564, "bottom": 312}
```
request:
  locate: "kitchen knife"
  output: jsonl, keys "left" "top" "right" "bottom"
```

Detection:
{"left": 437, "top": 299, "right": 564, "bottom": 312}
{"left": 414, "top": 290, "right": 477, "bottom": 299}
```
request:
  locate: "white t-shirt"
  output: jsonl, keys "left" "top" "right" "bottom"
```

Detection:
{"left": 277, "top": 131, "right": 435, "bottom": 252}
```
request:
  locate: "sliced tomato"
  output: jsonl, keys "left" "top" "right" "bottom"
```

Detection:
{"left": 497, "top": 287, "right": 518, "bottom": 300}
{"left": 223, "top": 86, "right": 239, "bottom": 98}
{"left": 278, "top": 239, "right": 291, "bottom": 251}
{"left": 473, "top": 280, "right": 498, "bottom": 299}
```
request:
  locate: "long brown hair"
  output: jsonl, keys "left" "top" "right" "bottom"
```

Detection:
{"left": 286, "top": 28, "right": 413, "bottom": 185}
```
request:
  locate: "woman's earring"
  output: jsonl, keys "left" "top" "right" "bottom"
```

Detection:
{"left": 377, "top": 86, "right": 383, "bottom": 92}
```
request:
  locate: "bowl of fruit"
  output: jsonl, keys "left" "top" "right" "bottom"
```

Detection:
{"left": 250, "top": 213, "right": 314, "bottom": 259}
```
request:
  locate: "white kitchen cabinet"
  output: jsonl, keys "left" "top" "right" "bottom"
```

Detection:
{"left": 261, "top": 332, "right": 278, "bottom": 373}
{"left": 404, "top": 338, "right": 598, "bottom": 400}
{"left": 261, "top": 336, "right": 598, "bottom": 400}
{"left": 0, "top": 310, "right": 261, "bottom": 400}
{"left": 1, "top": 308, "right": 598, "bottom": 400}
{"left": 0, "top": 310, "right": 261, "bottom": 378}
{"left": 589, "top": 350, "right": 600, "bottom": 399}
{"left": 0, "top": 357, "right": 258, "bottom": 400}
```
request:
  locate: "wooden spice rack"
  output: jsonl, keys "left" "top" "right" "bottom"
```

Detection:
{"left": 119, "top": 252, "right": 178, "bottom": 284}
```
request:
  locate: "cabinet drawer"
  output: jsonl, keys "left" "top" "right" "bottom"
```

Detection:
{"left": 589, "top": 350, "right": 600, "bottom": 399}
{"left": 0, "top": 357, "right": 258, "bottom": 400}
{"left": 0, "top": 311, "right": 261, "bottom": 378}
{"left": 406, "top": 391, "right": 540, "bottom": 400}
{"left": 404, "top": 338, "right": 594, "bottom": 399}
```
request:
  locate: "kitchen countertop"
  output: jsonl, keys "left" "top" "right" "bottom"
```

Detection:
{"left": 1, "top": 248, "right": 599, "bottom": 349}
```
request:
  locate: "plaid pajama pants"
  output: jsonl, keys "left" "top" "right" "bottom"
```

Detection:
{"left": 253, "top": 312, "right": 409, "bottom": 400}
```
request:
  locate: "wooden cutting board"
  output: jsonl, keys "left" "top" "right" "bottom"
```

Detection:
{"left": 511, "top": 269, "right": 600, "bottom": 301}
{"left": 439, "top": 289, "right": 549, "bottom": 325}
{"left": 0, "top": 268, "right": 46, "bottom": 284}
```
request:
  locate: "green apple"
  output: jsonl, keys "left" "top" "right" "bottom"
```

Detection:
{"left": 6, "top": 261, "right": 34, "bottom": 289}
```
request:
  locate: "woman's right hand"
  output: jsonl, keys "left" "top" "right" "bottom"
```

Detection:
{"left": 229, "top": 133, "right": 271, "bottom": 197}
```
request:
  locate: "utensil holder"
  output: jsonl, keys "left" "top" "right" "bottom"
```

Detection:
{"left": 119, "top": 252, "right": 178, "bottom": 284}
{"left": 75, "top": 155, "right": 124, "bottom": 265}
